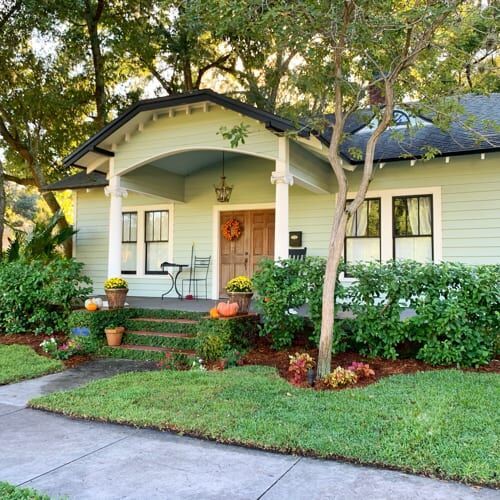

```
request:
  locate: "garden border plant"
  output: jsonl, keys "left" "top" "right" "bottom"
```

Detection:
{"left": 252, "top": 258, "right": 499, "bottom": 367}
{"left": 0, "top": 258, "right": 92, "bottom": 334}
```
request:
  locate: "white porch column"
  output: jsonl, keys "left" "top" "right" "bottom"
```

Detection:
{"left": 104, "top": 175, "right": 128, "bottom": 277}
{"left": 271, "top": 137, "right": 293, "bottom": 260}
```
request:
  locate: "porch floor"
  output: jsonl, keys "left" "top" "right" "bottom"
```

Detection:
{"left": 125, "top": 296, "right": 218, "bottom": 312}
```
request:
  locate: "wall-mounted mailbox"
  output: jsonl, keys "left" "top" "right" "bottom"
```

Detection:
{"left": 289, "top": 231, "right": 302, "bottom": 248}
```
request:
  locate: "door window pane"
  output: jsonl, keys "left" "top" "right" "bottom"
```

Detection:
{"left": 393, "top": 195, "right": 433, "bottom": 261}
{"left": 345, "top": 198, "right": 381, "bottom": 265}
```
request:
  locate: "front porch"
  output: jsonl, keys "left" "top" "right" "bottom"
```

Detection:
{"left": 69, "top": 93, "right": 335, "bottom": 299}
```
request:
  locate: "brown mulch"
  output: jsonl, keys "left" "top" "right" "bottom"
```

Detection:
{"left": 0, "top": 333, "right": 93, "bottom": 368}
{"left": 240, "top": 336, "right": 500, "bottom": 390}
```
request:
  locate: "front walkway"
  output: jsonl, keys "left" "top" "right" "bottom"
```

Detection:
{"left": 0, "top": 361, "right": 497, "bottom": 500}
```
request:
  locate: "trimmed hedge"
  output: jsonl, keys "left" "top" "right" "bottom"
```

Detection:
{"left": 253, "top": 258, "right": 500, "bottom": 367}
{"left": 0, "top": 258, "right": 92, "bottom": 334}
{"left": 195, "top": 316, "right": 258, "bottom": 361}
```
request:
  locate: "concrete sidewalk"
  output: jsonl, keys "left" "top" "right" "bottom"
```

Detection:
{"left": 0, "top": 360, "right": 497, "bottom": 500}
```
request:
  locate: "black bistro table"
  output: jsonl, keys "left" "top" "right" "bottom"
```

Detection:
{"left": 160, "top": 262, "right": 188, "bottom": 299}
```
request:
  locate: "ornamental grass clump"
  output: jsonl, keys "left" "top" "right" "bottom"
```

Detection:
{"left": 226, "top": 276, "right": 253, "bottom": 293}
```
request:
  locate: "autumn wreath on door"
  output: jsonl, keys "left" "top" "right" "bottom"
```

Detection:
{"left": 222, "top": 218, "right": 242, "bottom": 241}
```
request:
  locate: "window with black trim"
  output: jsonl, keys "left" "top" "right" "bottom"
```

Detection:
{"left": 393, "top": 195, "right": 433, "bottom": 262}
{"left": 145, "top": 210, "right": 169, "bottom": 274}
{"left": 121, "top": 212, "right": 137, "bottom": 274}
{"left": 345, "top": 198, "right": 381, "bottom": 265}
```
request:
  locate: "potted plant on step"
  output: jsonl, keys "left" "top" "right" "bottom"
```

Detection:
{"left": 226, "top": 276, "right": 253, "bottom": 314}
{"left": 104, "top": 277, "right": 129, "bottom": 309}
{"left": 104, "top": 324, "right": 125, "bottom": 346}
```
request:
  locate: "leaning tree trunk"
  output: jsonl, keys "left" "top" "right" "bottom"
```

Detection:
{"left": 0, "top": 160, "right": 5, "bottom": 253}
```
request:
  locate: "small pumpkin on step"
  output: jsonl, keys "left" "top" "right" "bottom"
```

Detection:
{"left": 216, "top": 301, "right": 239, "bottom": 317}
{"left": 209, "top": 307, "right": 219, "bottom": 319}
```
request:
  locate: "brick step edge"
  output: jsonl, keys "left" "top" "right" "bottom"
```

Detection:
{"left": 126, "top": 330, "right": 195, "bottom": 339}
{"left": 131, "top": 317, "right": 199, "bottom": 324}
{"left": 113, "top": 344, "right": 196, "bottom": 355}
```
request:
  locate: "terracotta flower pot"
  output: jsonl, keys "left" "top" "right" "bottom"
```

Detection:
{"left": 105, "top": 288, "right": 128, "bottom": 309}
{"left": 226, "top": 291, "right": 253, "bottom": 314}
{"left": 105, "top": 327, "right": 125, "bottom": 346}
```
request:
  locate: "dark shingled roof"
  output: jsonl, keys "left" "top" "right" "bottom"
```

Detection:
{"left": 43, "top": 171, "right": 108, "bottom": 191}
{"left": 49, "top": 92, "right": 499, "bottom": 193}
{"left": 338, "top": 93, "right": 500, "bottom": 164}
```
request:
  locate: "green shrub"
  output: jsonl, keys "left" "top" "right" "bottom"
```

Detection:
{"left": 254, "top": 258, "right": 499, "bottom": 367}
{"left": 347, "top": 260, "right": 499, "bottom": 366}
{"left": 252, "top": 257, "right": 346, "bottom": 349}
{"left": 0, "top": 258, "right": 92, "bottom": 334}
{"left": 67, "top": 308, "right": 134, "bottom": 350}
{"left": 195, "top": 316, "right": 257, "bottom": 361}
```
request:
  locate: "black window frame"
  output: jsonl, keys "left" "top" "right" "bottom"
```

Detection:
{"left": 144, "top": 210, "right": 169, "bottom": 275}
{"left": 121, "top": 211, "right": 137, "bottom": 275}
{"left": 392, "top": 194, "right": 434, "bottom": 261}
{"left": 344, "top": 197, "right": 382, "bottom": 271}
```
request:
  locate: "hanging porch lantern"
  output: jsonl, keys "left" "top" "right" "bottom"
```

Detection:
{"left": 214, "top": 151, "right": 233, "bottom": 203}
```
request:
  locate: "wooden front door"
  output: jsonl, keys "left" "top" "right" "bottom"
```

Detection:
{"left": 219, "top": 209, "right": 275, "bottom": 295}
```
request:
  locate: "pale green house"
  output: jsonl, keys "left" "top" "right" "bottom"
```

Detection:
{"left": 47, "top": 90, "right": 500, "bottom": 299}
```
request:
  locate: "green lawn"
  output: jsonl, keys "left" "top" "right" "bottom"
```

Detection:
{"left": 0, "top": 481, "right": 50, "bottom": 499}
{"left": 0, "top": 345, "right": 63, "bottom": 385}
{"left": 30, "top": 366, "right": 499, "bottom": 486}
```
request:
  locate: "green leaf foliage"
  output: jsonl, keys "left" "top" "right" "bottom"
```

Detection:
{"left": 0, "top": 258, "right": 92, "bottom": 334}
{"left": 252, "top": 257, "right": 347, "bottom": 350}
{"left": 195, "top": 317, "right": 257, "bottom": 361}
{"left": 253, "top": 259, "right": 499, "bottom": 367}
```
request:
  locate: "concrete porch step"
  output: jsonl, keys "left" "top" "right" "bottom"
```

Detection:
{"left": 126, "top": 330, "right": 194, "bottom": 339}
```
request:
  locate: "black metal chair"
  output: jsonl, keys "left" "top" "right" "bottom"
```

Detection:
{"left": 181, "top": 256, "right": 211, "bottom": 299}
{"left": 289, "top": 247, "right": 307, "bottom": 260}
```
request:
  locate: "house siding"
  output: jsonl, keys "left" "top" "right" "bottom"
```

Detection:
{"left": 112, "top": 107, "right": 279, "bottom": 176}
{"left": 75, "top": 152, "right": 499, "bottom": 297}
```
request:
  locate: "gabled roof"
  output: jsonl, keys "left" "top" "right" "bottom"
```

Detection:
{"left": 42, "top": 171, "right": 108, "bottom": 191}
{"left": 63, "top": 89, "right": 309, "bottom": 168}
{"left": 53, "top": 91, "right": 500, "bottom": 192}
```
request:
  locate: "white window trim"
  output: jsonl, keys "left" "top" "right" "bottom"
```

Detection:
{"left": 340, "top": 186, "right": 442, "bottom": 281}
{"left": 120, "top": 203, "right": 174, "bottom": 279}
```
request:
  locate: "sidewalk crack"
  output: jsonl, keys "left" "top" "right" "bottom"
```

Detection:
{"left": 17, "top": 431, "right": 138, "bottom": 487}
{"left": 256, "top": 457, "right": 302, "bottom": 499}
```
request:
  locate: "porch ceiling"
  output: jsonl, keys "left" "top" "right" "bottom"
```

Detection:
{"left": 150, "top": 150, "right": 244, "bottom": 176}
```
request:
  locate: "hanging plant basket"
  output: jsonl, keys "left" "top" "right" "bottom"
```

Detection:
{"left": 222, "top": 218, "right": 242, "bottom": 241}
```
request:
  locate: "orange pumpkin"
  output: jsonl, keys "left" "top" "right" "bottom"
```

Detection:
{"left": 209, "top": 307, "right": 219, "bottom": 319}
{"left": 216, "top": 301, "right": 239, "bottom": 317}
{"left": 85, "top": 302, "right": 98, "bottom": 311}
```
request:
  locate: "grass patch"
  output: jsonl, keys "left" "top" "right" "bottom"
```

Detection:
{"left": 0, "top": 481, "right": 50, "bottom": 499}
{"left": 0, "top": 345, "right": 63, "bottom": 385}
{"left": 29, "top": 366, "right": 499, "bottom": 486}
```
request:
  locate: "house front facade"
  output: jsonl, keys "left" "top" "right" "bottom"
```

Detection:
{"left": 47, "top": 90, "right": 500, "bottom": 299}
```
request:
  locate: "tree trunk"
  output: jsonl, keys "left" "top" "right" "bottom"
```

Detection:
{"left": 84, "top": 0, "right": 106, "bottom": 128}
{"left": 316, "top": 182, "right": 349, "bottom": 378}
{"left": 0, "top": 160, "right": 5, "bottom": 253}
